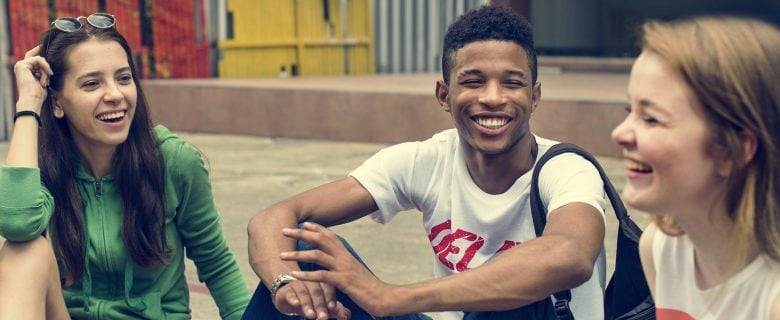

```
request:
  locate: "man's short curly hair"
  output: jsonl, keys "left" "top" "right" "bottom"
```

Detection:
{"left": 441, "top": 5, "right": 536, "bottom": 85}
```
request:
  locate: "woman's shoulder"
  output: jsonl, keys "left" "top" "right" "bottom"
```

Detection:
{"left": 153, "top": 125, "right": 205, "bottom": 172}
{"left": 749, "top": 255, "right": 780, "bottom": 319}
{"left": 154, "top": 124, "right": 183, "bottom": 148}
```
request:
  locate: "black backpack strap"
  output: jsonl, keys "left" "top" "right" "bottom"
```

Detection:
{"left": 530, "top": 143, "right": 629, "bottom": 320}
{"left": 531, "top": 143, "right": 629, "bottom": 236}
{"left": 552, "top": 290, "right": 574, "bottom": 320}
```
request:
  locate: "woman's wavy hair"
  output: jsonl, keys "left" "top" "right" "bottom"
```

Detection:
{"left": 641, "top": 16, "right": 780, "bottom": 261}
{"left": 38, "top": 22, "right": 169, "bottom": 285}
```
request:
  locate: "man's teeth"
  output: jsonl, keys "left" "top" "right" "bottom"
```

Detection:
{"left": 626, "top": 159, "right": 652, "bottom": 173}
{"left": 475, "top": 117, "right": 508, "bottom": 129}
{"left": 97, "top": 111, "right": 125, "bottom": 121}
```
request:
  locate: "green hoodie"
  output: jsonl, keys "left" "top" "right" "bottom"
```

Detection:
{"left": 0, "top": 125, "right": 249, "bottom": 319}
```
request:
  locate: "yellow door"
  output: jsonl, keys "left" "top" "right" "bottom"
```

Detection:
{"left": 219, "top": 0, "right": 374, "bottom": 77}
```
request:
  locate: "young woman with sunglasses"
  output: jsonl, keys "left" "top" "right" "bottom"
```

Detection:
{"left": 0, "top": 14, "right": 249, "bottom": 319}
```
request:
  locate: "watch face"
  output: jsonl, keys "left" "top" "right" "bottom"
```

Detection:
{"left": 271, "top": 273, "right": 297, "bottom": 297}
{"left": 280, "top": 274, "right": 296, "bottom": 282}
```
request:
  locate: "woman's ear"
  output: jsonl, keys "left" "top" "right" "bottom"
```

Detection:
{"left": 716, "top": 130, "right": 758, "bottom": 177}
{"left": 52, "top": 96, "right": 65, "bottom": 118}
{"left": 738, "top": 130, "right": 758, "bottom": 166}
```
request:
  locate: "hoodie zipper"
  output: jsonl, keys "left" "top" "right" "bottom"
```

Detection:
{"left": 94, "top": 180, "right": 102, "bottom": 198}
{"left": 93, "top": 178, "right": 115, "bottom": 285}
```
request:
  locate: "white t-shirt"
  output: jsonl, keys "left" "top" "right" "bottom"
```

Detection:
{"left": 350, "top": 129, "right": 607, "bottom": 320}
{"left": 653, "top": 230, "right": 780, "bottom": 319}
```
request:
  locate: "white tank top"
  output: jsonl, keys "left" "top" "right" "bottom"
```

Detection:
{"left": 652, "top": 231, "right": 780, "bottom": 319}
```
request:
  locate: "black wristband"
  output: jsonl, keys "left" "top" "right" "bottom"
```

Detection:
{"left": 14, "top": 111, "right": 42, "bottom": 127}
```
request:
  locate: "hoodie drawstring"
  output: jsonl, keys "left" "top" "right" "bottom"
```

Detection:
{"left": 124, "top": 258, "right": 148, "bottom": 312}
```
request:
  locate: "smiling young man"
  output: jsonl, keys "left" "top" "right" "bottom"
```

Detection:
{"left": 245, "top": 6, "right": 607, "bottom": 320}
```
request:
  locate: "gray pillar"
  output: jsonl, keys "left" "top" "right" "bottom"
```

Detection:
{"left": 0, "top": 0, "right": 13, "bottom": 140}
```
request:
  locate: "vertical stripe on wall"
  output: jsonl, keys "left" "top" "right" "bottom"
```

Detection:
{"left": 427, "top": 0, "right": 438, "bottom": 73}
{"left": 390, "top": 0, "right": 400, "bottom": 73}
{"left": 415, "top": 0, "right": 424, "bottom": 71}
{"left": 376, "top": 0, "right": 388, "bottom": 73}
{"left": 402, "top": 0, "right": 412, "bottom": 72}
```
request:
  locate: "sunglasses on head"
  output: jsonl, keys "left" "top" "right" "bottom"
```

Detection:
{"left": 51, "top": 13, "right": 116, "bottom": 32}
{"left": 44, "top": 13, "right": 116, "bottom": 58}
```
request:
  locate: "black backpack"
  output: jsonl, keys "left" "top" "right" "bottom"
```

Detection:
{"left": 529, "top": 143, "right": 655, "bottom": 320}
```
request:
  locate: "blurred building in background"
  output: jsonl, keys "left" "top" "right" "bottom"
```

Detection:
{"left": 369, "top": 0, "right": 779, "bottom": 73}
{"left": 1, "top": 0, "right": 778, "bottom": 140}
{"left": 4, "top": 0, "right": 778, "bottom": 79}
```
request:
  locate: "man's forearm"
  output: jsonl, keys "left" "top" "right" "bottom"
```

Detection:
{"left": 379, "top": 234, "right": 594, "bottom": 315}
{"left": 247, "top": 205, "right": 301, "bottom": 289}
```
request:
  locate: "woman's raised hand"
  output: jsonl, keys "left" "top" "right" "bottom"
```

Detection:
{"left": 13, "top": 46, "right": 54, "bottom": 113}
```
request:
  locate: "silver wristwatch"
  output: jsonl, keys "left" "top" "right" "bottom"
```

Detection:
{"left": 270, "top": 272, "right": 297, "bottom": 302}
